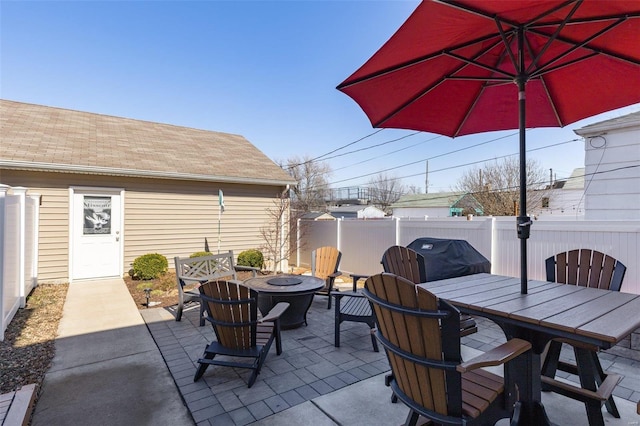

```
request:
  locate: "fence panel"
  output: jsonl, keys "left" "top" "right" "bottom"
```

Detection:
{"left": 339, "top": 220, "right": 396, "bottom": 274}
{"left": 297, "top": 219, "right": 339, "bottom": 268}
{"left": 297, "top": 216, "right": 640, "bottom": 295}
{"left": 1, "top": 192, "right": 21, "bottom": 341}
{"left": 398, "top": 217, "right": 495, "bottom": 266}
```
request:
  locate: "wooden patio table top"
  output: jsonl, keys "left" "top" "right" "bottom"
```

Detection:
{"left": 418, "top": 273, "right": 640, "bottom": 426}
{"left": 418, "top": 273, "right": 640, "bottom": 349}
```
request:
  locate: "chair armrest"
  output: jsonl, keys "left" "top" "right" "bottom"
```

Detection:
{"left": 457, "top": 338, "right": 531, "bottom": 373}
{"left": 350, "top": 274, "right": 369, "bottom": 292}
{"left": 260, "top": 302, "right": 290, "bottom": 322}
{"left": 235, "top": 265, "right": 260, "bottom": 277}
{"left": 331, "top": 290, "right": 364, "bottom": 298}
{"left": 329, "top": 271, "right": 342, "bottom": 279}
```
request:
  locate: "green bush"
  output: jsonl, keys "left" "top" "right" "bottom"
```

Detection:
{"left": 237, "top": 249, "right": 264, "bottom": 268}
{"left": 131, "top": 253, "right": 168, "bottom": 280}
{"left": 190, "top": 251, "right": 212, "bottom": 258}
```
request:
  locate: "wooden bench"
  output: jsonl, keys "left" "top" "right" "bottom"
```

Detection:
{"left": 174, "top": 251, "right": 259, "bottom": 325}
{"left": 0, "top": 384, "right": 37, "bottom": 426}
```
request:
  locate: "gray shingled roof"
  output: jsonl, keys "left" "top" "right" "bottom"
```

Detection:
{"left": 0, "top": 99, "right": 296, "bottom": 186}
{"left": 390, "top": 192, "right": 465, "bottom": 208}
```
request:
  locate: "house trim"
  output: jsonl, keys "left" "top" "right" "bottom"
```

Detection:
{"left": 1, "top": 161, "right": 294, "bottom": 187}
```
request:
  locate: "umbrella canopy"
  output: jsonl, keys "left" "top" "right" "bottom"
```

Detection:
{"left": 338, "top": 0, "right": 640, "bottom": 293}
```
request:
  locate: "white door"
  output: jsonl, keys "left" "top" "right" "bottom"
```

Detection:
{"left": 71, "top": 189, "right": 123, "bottom": 280}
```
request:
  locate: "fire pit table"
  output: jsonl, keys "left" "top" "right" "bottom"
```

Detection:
{"left": 243, "top": 274, "right": 324, "bottom": 329}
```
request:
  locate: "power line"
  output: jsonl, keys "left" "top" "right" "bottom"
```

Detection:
{"left": 387, "top": 164, "right": 640, "bottom": 206}
{"left": 327, "top": 136, "right": 579, "bottom": 187}
{"left": 282, "top": 129, "right": 386, "bottom": 170}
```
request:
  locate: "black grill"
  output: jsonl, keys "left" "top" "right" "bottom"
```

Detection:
{"left": 407, "top": 237, "right": 491, "bottom": 282}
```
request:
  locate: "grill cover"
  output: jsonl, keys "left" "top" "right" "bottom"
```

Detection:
{"left": 407, "top": 237, "right": 490, "bottom": 282}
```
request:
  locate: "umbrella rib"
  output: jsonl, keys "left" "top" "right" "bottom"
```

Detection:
{"left": 524, "top": 0, "right": 583, "bottom": 75}
{"left": 528, "top": 18, "right": 640, "bottom": 72}
{"left": 337, "top": 32, "right": 504, "bottom": 89}
{"left": 453, "top": 84, "right": 487, "bottom": 138}
{"left": 531, "top": 52, "right": 599, "bottom": 79}
{"left": 529, "top": 11, "right": 640, "bottom": 28}
{"left": 445, "top": 52, "right": 514, "bottom": 80}
{"left": 438, "top": 0, "right": 580, "bottom": 31}
{"left": 537, "top": 76, "right": 563, "bottom": 127}
{"left": 494, "top": 18, "right": 520, "bottom": 77}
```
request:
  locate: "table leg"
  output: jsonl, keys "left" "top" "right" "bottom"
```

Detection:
{"left": 505, "top": 349, "right": 553, "bottom": 425}
{"left": 574, "top": 348, "right": 608, "bottom": 426}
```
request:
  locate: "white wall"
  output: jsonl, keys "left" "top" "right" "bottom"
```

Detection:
{"left": 577, "top": 115, "right": 640, "bottom": 220}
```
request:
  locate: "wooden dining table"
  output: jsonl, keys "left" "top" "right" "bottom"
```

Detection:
{"left": 418, "top": 273, "right": 640, "bottom": 426}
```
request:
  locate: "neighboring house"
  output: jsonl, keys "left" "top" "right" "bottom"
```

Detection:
{"left": 328, "top": 204, "right": 387, "bottom": 219}
{"left": 301, "top": 212, "right": 336, "bottom": 220}
{"left": 0, "top": 100, "right": 296, "bottom": 283}
{"left": 537, "top": 168, "right": 586, "bottom": 216}
{"left": 391, "top": 192, "right": 483, "bottom": 218}
{"left": 574, "top": 111, "right": 640, "bottom": 220}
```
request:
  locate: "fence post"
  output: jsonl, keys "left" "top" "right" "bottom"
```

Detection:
{"left": 28, "top": 193, "right": 41, "bottom": 290}
{"left": 12, "top": 187, "right": 28, "bottom": 307}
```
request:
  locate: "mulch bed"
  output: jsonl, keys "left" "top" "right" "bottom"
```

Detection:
{"left": 124, "top": 270, "right": 258, "bottom": 310}
{"left": 0, "top": 284, "right": 68, "bottom": 394}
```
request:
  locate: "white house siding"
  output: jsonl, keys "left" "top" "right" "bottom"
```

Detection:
{"left": 0, "top": 170, "right": 287, "bottom": 282}
{"left": 541, "top": 188, "right": 585, "bottom": 217}
{"left": 124, "top": 180, "right": 283, "bottom": 270}
{"left": 2, "top": 171, "right": 79, "bottom": 282}
{"left": 576, "top": 113, "right": 640, "bottom": 220}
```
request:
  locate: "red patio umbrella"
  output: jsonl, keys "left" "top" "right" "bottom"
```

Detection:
{"left": 337, "top": 0, "right": 640, "bottom": 293}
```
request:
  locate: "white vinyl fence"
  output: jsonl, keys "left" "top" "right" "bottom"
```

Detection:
{"left": 1, "top": 185, "right": 40, "bottom": 341}
{"left": 297, "top": 216, "right": 640, "bottom": 296}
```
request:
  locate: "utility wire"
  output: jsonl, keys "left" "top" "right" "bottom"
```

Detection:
{"left": 387, "top": 164, "right": 640, "bottom": 206}
{"left": 326, "top": 137, "right": 580, "bottom": 187}
{"left": 282, "top": 129, "right": 386, "bottom": 170}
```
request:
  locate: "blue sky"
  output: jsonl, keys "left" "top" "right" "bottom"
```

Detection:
{"left": 2, "top": 1, "right": 638, "bottom": 192}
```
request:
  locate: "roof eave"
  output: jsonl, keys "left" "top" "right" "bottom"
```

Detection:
{"left": 0, "top": 161, "right": 297, "bottom": 187}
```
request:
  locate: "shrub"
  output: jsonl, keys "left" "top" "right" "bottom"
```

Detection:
{"left": 131, "top": 253, "right": 168, "bottom": 280}
{"left": 237, "top": 249, "right": 264, "bottom": 269}
{"left": 190, "top": 251, "right": 212, "bottom": 258}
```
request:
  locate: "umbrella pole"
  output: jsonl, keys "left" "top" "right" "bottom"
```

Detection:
{"left": 516, "top": 29, "right": 531, "bottom": 294}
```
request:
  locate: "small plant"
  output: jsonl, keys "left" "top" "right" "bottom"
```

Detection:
{"left": 131, "top": 253, "right": 168, "bottom": 280}
{"left": 237, "top": 249, "right": 264, "bottom": 269}
{"left": 190, "top": 251, "right": 212, "bottom": 258}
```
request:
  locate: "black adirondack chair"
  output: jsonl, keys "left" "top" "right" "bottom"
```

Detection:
{"left": 193, "top": 280, "right": 288, "bottom": 388}
{"left": 542, "top": 249, "right": 626, "bottom": 423}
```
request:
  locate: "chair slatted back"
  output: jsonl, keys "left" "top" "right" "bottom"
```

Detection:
{"left": 364, "top": 273, "right": 462, "bottom": 418}
{"left": 199, "top": 280, "right": 257, "bottom": 350}
{"left": 176, "top": 251, "right": 239, "bottom": 287}
{"left": 381, "top": 246, "right": 426, "bottom": 284}
{"left": 311, "top": 246, "right": 341, "bottom": 285}
{"left": 546, "top": 249, "right": 626, "bottom": 292}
